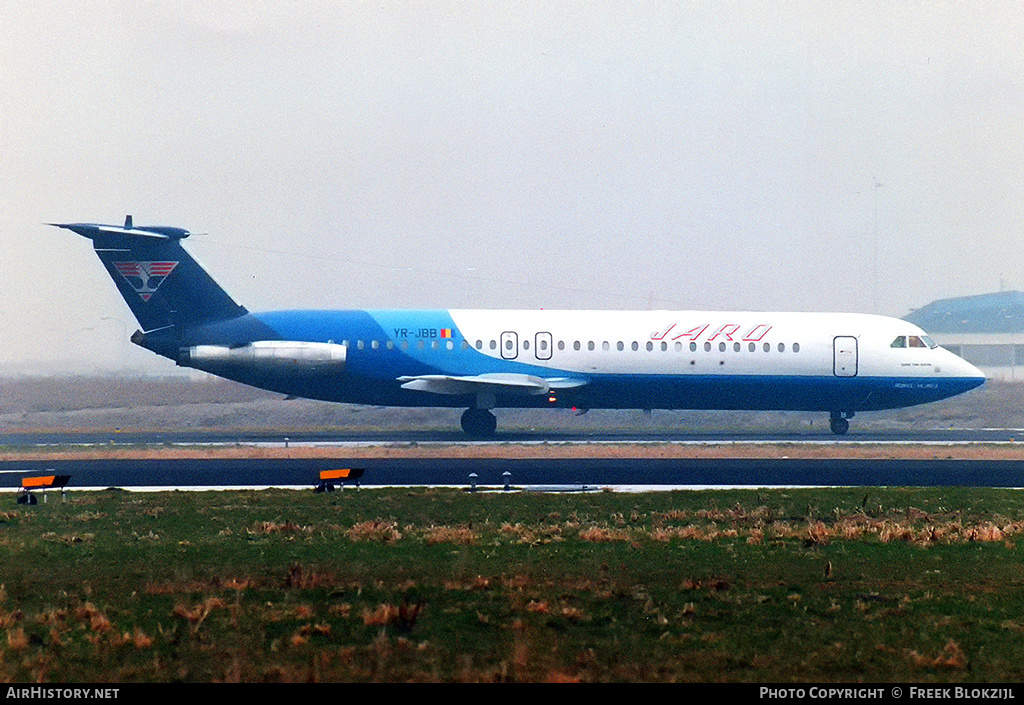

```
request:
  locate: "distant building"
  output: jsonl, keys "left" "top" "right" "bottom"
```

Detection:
{"left": 904, "top": 291, "right": 1024, "bottom": 381}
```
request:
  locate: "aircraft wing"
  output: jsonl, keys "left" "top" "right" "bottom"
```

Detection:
{"left": 397, "top": 373, "right": 587, "bottom": 396}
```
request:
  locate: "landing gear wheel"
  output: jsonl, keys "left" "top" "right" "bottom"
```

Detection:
{"left": 829, "top": 413, "right": 850, "bottom": 436}
{"left": 461, "top": 408, "right": 497, "bottom": 437}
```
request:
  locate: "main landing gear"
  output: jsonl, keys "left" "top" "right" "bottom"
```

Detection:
{"left": 461, "top": 408, "right": 497, "bottom": 437}
{"left": 829, "top": 411, "right": 853, "bottom": 436}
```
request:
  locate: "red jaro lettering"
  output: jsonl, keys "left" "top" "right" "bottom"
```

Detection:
{"left": 671, "top": 324, "right": 708, "bottom": 342}
{"left": 707, "top": 324, "right": 741, "bottom": 342}
{"left": 652, "top": 323, "right": 772, "bottom": 343}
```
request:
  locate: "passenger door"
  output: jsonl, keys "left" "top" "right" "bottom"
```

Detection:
{"left": 833, "top": 336, "right": 858, "bottom": 377}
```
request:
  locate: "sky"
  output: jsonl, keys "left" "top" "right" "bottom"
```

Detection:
{"left": 2, "top": 1, "right": 1023, "bottom": 373}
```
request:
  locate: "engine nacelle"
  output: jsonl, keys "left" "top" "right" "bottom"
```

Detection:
{"left": 180, "top": 341, "right": 347, "bottom": 377}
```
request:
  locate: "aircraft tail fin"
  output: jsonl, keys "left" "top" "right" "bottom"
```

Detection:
{"left": 52, "top": 216, "right": 247, "bottom": 333}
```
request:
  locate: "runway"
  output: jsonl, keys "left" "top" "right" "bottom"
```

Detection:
{"left": 2, "top": 456, "right": 1024, "bottom": 491}
{"left": 6, "top": 427, "right": 1024, "bottom": 446}
{"left": 3, "top": 429, "right": 1024, "bottom": 491}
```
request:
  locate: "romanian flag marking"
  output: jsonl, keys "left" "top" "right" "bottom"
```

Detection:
{"left": 440, "top": 328, "right": 452, "bottom": 338}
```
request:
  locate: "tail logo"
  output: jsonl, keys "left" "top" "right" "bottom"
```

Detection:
{"left": 112, "top": 261, "right": 179, "bottom": 301}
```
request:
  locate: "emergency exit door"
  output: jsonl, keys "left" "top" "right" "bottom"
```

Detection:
{"left": 500, "top": 331, "right": 518, "bottom": 360}
{"left": 535, "top": 332, "right": 552, "bottom": 360}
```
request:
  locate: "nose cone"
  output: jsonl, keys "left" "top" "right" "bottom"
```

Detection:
{"left": 948, "top": 350, "right": 986, "bottom": 390}
{"left": 965, "top": 360, "right": 987, "bottom": 388}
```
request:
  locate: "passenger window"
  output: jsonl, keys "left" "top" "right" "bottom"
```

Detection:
{"left": 891, "top": 336, "right": 907, "bottom": 348}
{"left": 489, "top": 340, "right": 496, "bottom": 350}
{"left": 588, "top": 341, "right": 595, "bottom": 351}
{"left": 690, "top": 342, "right": 697, "bottom": 352}
{"left": 793, "top": 342, "right": 800, "bottom": 353}
{"left": 748, "top": 342, "right": 756, "bottom": 352}
{"left": 617, "top": 341, "right": 624, "bottom": 351}
{"left": 718, "top": 342, "right": 726, "bottom": 352}
{"left": 574, "top": 341, "right": 581, "bottom": 351}
{"left": 733, "top": 342, "right": 740, "bottom": 352}
{"left": 675, "top": 342, "right": 682, "bottom": 352}
{"left": 778, "top": 343, "right": 785, "bottom": 352}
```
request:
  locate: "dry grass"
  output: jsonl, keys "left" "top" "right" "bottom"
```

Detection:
{"left": 567, "top": 511, "right": 1024, "bottom": 548}
{"left": 420, "top": 525, "right": 477, "bottom": 545}
{"left": 9, "top": 439, "right": 1024, "bottom": 464}
{"left": 344, "top": 519, "right": 402, "bottom": 542}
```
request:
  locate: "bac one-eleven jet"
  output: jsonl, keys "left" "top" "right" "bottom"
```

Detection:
{"left": 53, "top": 217, "right": 985, "bottom": 436}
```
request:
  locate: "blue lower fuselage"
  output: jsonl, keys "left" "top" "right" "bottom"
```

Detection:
{"left": 158, "top": 309, "right": 985, "bottom": 414}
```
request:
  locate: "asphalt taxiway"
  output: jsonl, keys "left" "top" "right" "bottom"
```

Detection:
{"left": 2, "top": 455, "right": 1024, "bottom": 491}
{"left": 3, "top": 428, "right": 1024, "bottom": 491}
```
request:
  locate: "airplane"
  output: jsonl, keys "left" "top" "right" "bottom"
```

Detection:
{"left": 51, "top": 216, "right": 986, "bottom": 437}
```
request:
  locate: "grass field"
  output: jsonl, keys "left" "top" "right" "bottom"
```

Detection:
{"left": 1, "top": 486, "right": 1024, "bottom": 682}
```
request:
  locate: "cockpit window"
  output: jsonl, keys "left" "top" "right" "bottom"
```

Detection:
{"left": 892, "top": 334, "right": 939, "bottom": 350}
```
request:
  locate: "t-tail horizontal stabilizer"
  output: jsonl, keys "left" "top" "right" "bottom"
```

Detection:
{"left": 51, "top": 216, "right": 247, "bottom": 334}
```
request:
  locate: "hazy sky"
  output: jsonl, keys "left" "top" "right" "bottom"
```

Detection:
{"left": 3, "top": 2, "right": 1023, "bottom": 372}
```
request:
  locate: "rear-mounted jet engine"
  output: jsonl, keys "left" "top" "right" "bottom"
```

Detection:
{"left": 180, "top": 341, "right": 347, "bottom": 377}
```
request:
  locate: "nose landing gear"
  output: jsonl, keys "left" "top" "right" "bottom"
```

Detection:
{"left": 829, "top": 410, "right": 853, "bottom": 435}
